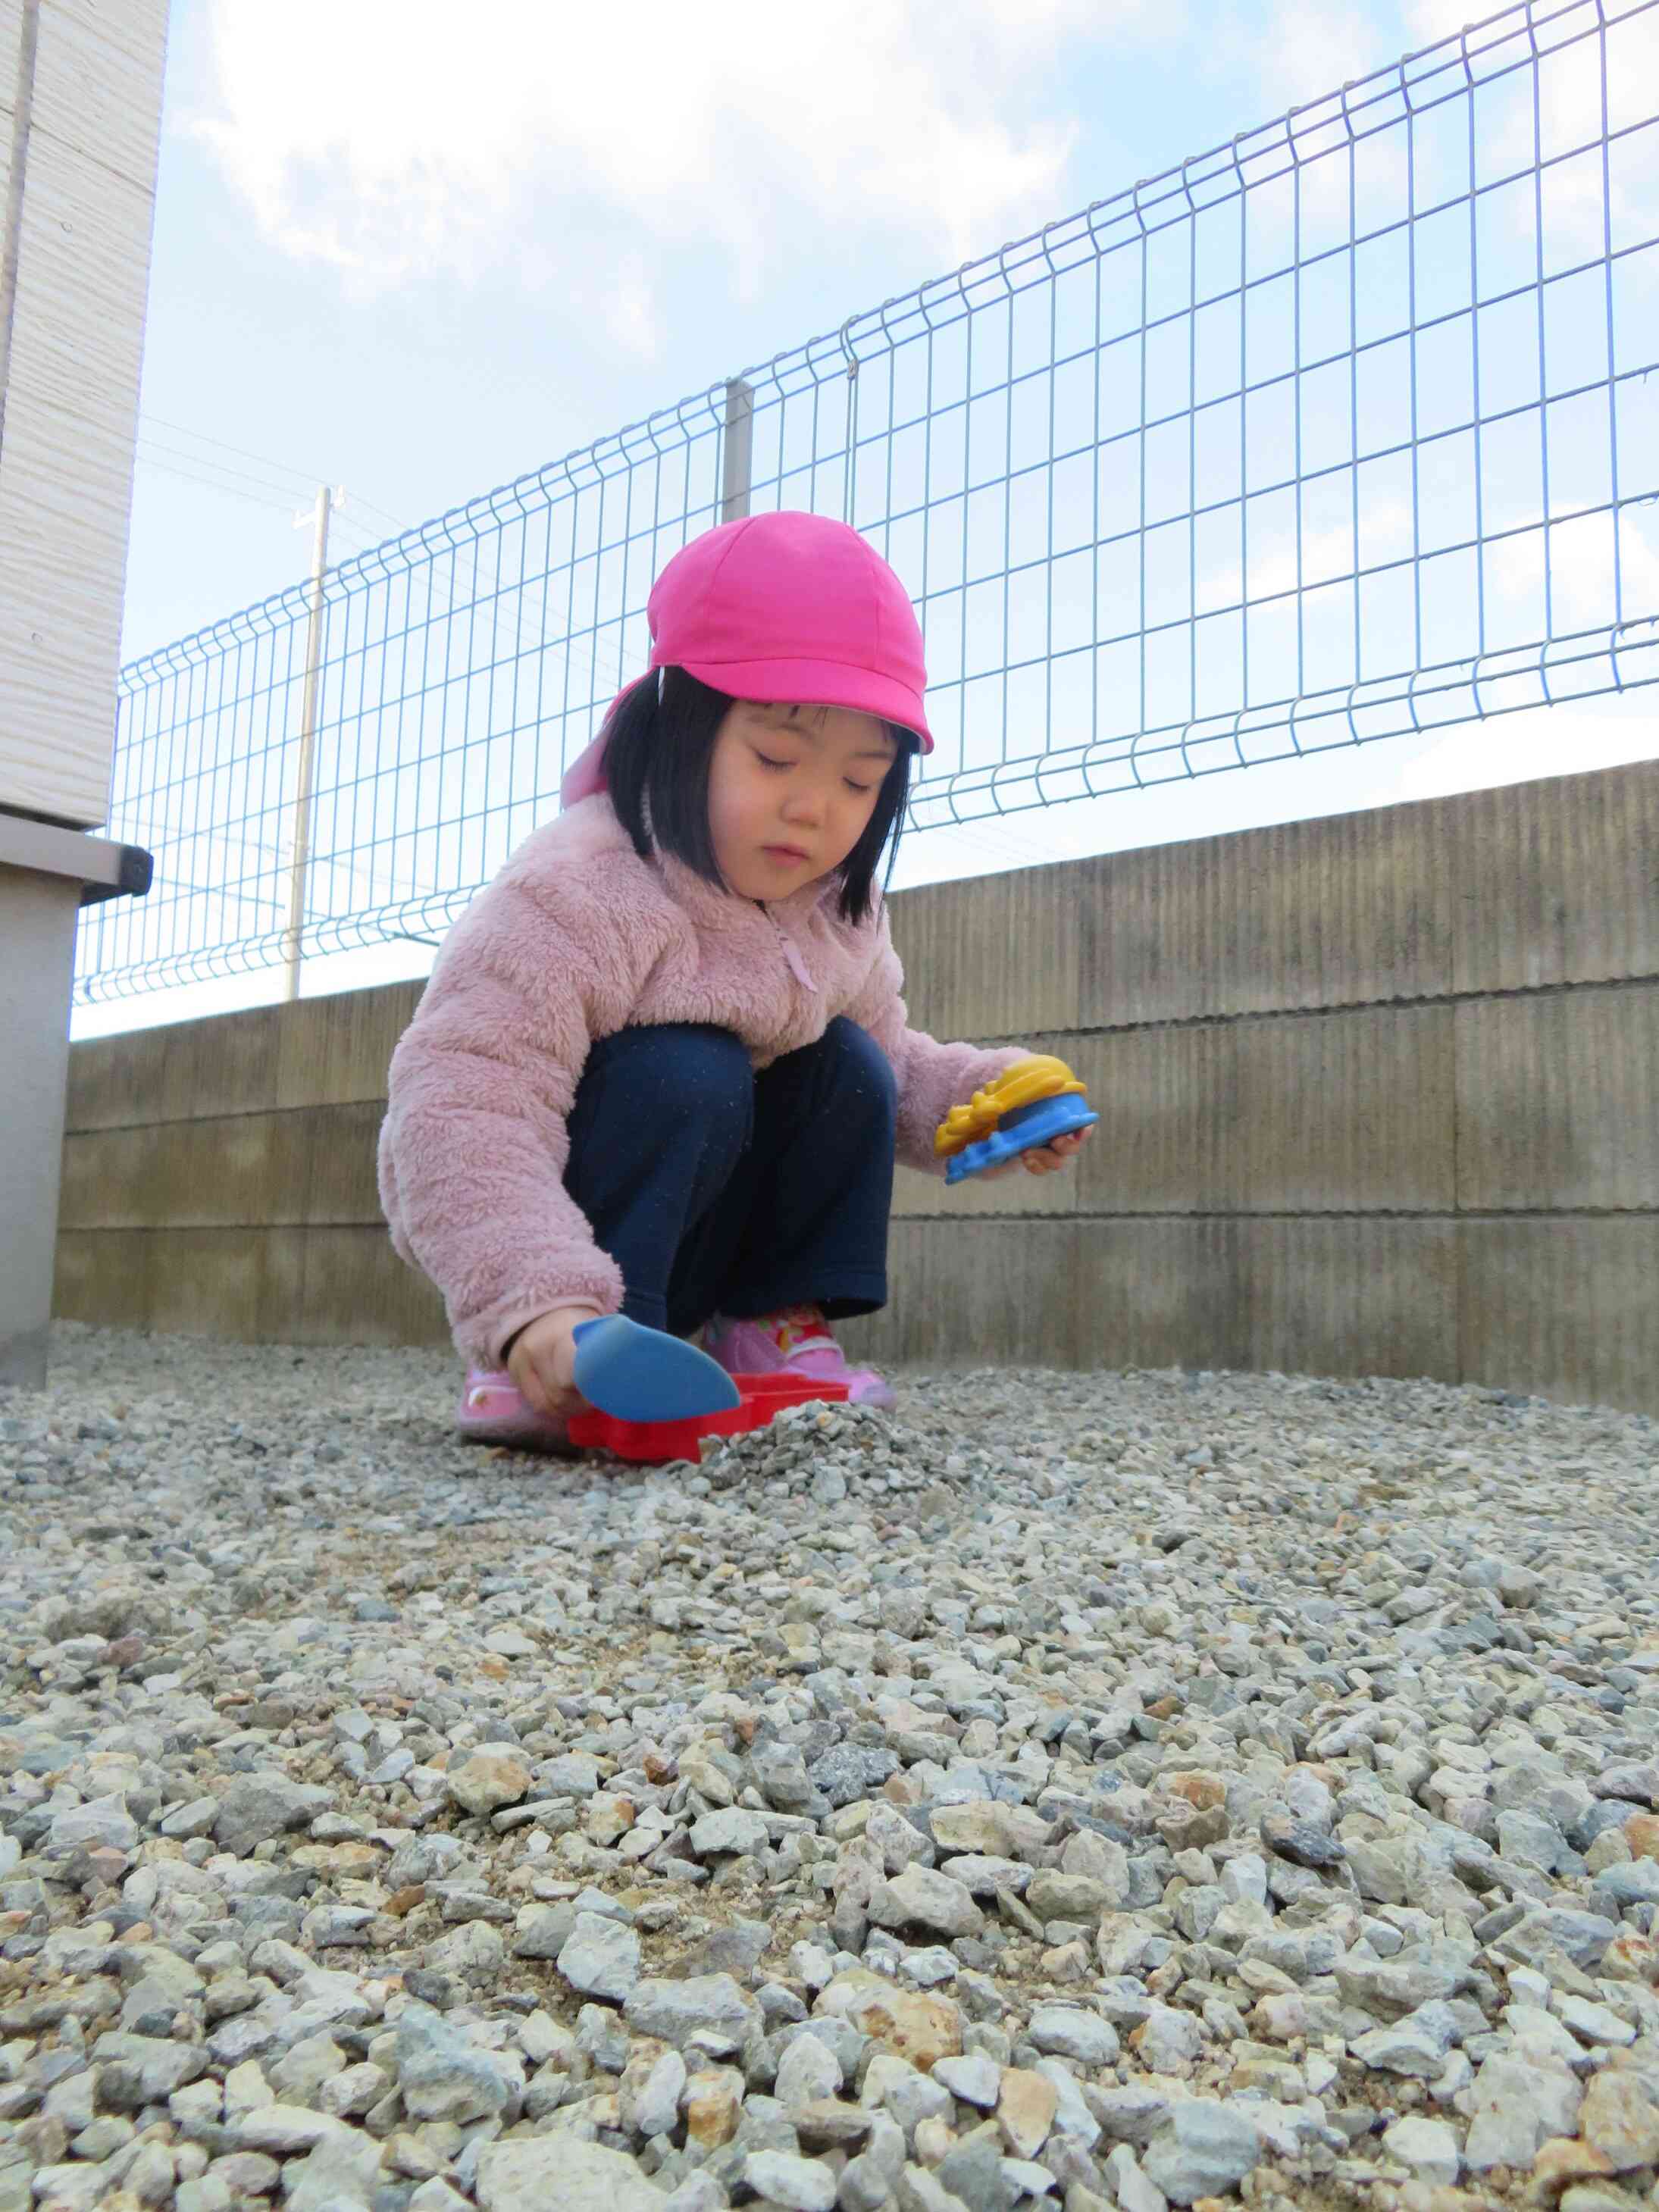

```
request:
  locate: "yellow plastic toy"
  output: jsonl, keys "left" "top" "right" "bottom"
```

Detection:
{"left": 934, "top": 1055, "right": 1097, "bottom": 1184}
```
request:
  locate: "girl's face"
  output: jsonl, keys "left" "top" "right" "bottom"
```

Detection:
{"left": 706, "top": 700, "right": 898, "bottom": 901}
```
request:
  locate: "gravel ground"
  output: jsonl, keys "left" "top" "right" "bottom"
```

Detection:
{"left": 3, "top": 1322, "right": 1658, "bottom": 2212}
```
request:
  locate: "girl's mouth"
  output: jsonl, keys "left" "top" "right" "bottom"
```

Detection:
{"left": 763, "top": 844, "right": 811, "bottom": 864}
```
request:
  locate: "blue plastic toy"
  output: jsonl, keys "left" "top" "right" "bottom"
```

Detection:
{"left": 935, "top": 1054, "right": 1099, "bottom": 1185}
{"left": 571, "top": 1315, "right": 740, "bottom": 1421}
{"left": 943, "top": 1092, "right": 1099, "bottom": 1184}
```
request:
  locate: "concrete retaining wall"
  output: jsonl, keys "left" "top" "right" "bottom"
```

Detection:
{"left": 56, "top": 757, "right": 1659, "bottom": 1412}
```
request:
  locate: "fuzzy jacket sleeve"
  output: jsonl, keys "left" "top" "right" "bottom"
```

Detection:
{"left": 377, "top": 852, "right": 650, "bottom": 1366}
{"left": 844, "top": 904, "right": 1028, "bottom": 1176}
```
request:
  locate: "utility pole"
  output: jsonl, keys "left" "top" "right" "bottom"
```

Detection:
{"left": 284, "top": 484, "right": 343, "bottom": 1001}
{"left": 721, "top": 380, "right": 754, "bottom": 524}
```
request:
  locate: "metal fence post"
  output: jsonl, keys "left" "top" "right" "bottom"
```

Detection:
{"left": 721, "top": 380, "right": 754, "bottom": 523}
{"left": 284, "top": 484, "right": 337, "bottom": 1002}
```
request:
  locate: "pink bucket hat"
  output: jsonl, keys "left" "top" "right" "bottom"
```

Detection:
{"left": 559, "top": 510, "right": 933, "bottom": 809}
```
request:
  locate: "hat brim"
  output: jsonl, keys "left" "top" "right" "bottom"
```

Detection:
{"left": 671, "top": 653, "right": 933, "bottom": 752}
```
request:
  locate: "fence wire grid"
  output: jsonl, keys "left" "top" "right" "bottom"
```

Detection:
{"left": 81, "top": 0, "right": 1659, "bottom": 1003}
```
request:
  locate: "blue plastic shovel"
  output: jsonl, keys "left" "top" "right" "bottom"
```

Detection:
{"left": 571, "top": 1315, "right": 741, "bottom": 1421}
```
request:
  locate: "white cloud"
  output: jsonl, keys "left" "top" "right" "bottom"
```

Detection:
{"left": 1401, "top": 0, "right": 1479, "bottom": 45}
{"left": 1404, "top": 0, "right": 1659, "bottom": 256}
{"left": 1257, "top": 0, "right": 1385, "bottom": 105}
{"left": 1388, "top": 688, "right": 1658, "bottom": 803}
{"left": 187, "top": 0, "right": 1168, "bottom": 349}
{"left": 1482, "top": 511, "right": 1659, "bottom": 640}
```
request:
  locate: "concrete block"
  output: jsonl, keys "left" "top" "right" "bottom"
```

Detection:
{"left": 53, "top": 1226, "right": 307, "bottom": 1341}
{"left": 888, "top": 863, "right": 1085, "bottom": 1041}
{"left": 1073, "top": 1216, "right": 1460, "bottom": 1381}
{"left": 1068, "top": 799, "right": 1455, "bottom": 1026}
{"left": 273, "top": 981, "right": 421, "bottom": 1111}
{"left": 891, "top": 1153, "right": 1078, "bottom": 1219}
{"left": 840, "top": 1219, "right": 1088, "bottom": 1368}
{"left": 58, "top": 1101, "right": 384, "bottom": 1231}
{"left": 1459, "top": 1218, "right": 1659, "bottom": 1416}
{"left": 53, "top": 1222, "right": 446, "bottom": 1349}
{"left": 64, "top": 982, "right": 418, "bottom": 1131}
{"left": 297, "top": 1227, "right": 449, "bottom": 1347}
{"left": 1446, "top": 760, "right": 1659, "bottom": 995}
{"left": 1455, "top": 984, "right": 1659, "bottom": 1212}
{"left": 1072, "top": 1005, "right": 1456, "bottom": 1215}
{"left": 64, "top": 1004, "right": 282, "bottom": 1130}
{"left": 60, "top": 1112, "right": 309, "bottom": 1231}
{"left": 897, "top": 1006, "right": 1455, "bottom": 1218}
{"left": 847, "top": 1215, "right": 1459, "bottom": 1386}
{"left": 889, "top": 793, "right": 1456, "bottom": 1043}
{"left": 52, "top": 1230, "right": 139, "bottom": 1333}
{"left": 300, "top": 1102, "right": 388, "bottom": 1223}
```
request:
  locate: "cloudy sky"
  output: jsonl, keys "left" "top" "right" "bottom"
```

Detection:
{"left": 130, "top": 0, "right": 1496, "bottom": 654}
{"left": 85, "top": 0, "right": 1657, "bottom": 1033}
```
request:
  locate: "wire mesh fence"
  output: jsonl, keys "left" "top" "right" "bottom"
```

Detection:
{"left": 80, "top": 0, "right": 1659, "bottom": 1003}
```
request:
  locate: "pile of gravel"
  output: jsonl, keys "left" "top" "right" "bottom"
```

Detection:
{"left": 2, "top": 1321, "right": 1657, "bottom": 2212}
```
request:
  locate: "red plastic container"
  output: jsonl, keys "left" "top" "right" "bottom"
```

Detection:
{"left": 567, "top": 1371, "right": 852, "bottom": 1464}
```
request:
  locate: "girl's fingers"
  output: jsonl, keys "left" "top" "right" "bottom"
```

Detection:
{"left": 1023, "top": 1129, "right": 1092, "bottom": 1172}
{"left": 978, "top": 1125, "right": 1096, "bottom": 1178}
{"left": 516, "top": 1350, "right": 576, "bottom": 1419}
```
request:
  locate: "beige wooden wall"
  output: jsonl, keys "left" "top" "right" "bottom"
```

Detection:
{"left": 58, "top": 756, "right": 1659, "bottom": 1413}
{"left": 1, "top": 0, "right": 169, "bottom": 828}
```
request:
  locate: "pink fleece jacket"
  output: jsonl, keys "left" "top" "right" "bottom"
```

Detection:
{"left": 378, "top": 796, "right": 1025, "bottom": 1366}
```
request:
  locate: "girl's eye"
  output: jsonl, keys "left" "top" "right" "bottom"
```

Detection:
{"left": 845, "top": 781, "right": 875, "bottom": 795}
{"left": 755, "top": 754, "right": 791, "bottom": 771}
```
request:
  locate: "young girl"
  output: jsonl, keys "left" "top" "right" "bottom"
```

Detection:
{"left": 378, "top": 510, "right": 1091, "bottom": 1449}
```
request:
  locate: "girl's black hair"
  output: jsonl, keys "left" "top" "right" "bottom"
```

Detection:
{"left": 601, "top": 666, "right": 914, "bottom": 925}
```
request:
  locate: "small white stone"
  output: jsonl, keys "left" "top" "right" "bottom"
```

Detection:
{"left": 741, "top": 2149, "right": 838, "bottom": 2212}
{"left": 556, "top": 1911, "right": 642, "bottom": 2001}
{"left": 775, "top": 2035, "right": 842, "bottom": 2110}
{"left": 934, "top": 2052, "right": 1002, "bottom": 2108}
{"left": 1553, "top": 1994, "right": 1637, "bottom": 2048}
{"left": 1382, "top": 2116, "right": 1462, "bottom": 2184}
{"left": 1220, "top": 1852, "right": 1268, "bottom": 1907}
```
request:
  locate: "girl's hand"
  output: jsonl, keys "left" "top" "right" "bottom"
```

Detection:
{"left": 980, "top": 1125, "right": 1094, "bottom": 1181}
{"left": 506, "top": 1303, "right": 603, "bottom": 1417}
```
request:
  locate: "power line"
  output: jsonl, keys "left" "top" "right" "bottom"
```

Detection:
{"left": 139, "top": 411, "right": 324, "bottom": 496}
{"left": 135, "top": 450, "right": 295, "bottom": 515}
{"left": 328, "top": 497, "right": 625, "bottom": 697}
{"left": 340, "top": 492, "right": 412, "bottom": 540}
{"left": 136, "top": 415, "right": 637, "bottom": 701}
{"left": 136, "top": 436, "right": 313, "bottom": 511}
{"left": 139, "top": 411, "right": 417, "bottom": 552}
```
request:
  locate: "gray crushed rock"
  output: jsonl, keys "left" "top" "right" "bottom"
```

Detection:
{"left": 2, "top": 1319, "right": 1657, "bottom": 2212}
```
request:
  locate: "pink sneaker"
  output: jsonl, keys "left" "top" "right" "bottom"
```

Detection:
{"left": 455, "top": 1368, "right": 572, "bottom": 1453}
{"left": 703, "top": 1305, "right": 897, "bottom": 1411}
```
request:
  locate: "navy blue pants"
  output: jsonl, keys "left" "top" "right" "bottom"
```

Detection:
{"left": 562, "top": 1018, "right": 897, "bottom": 1338}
